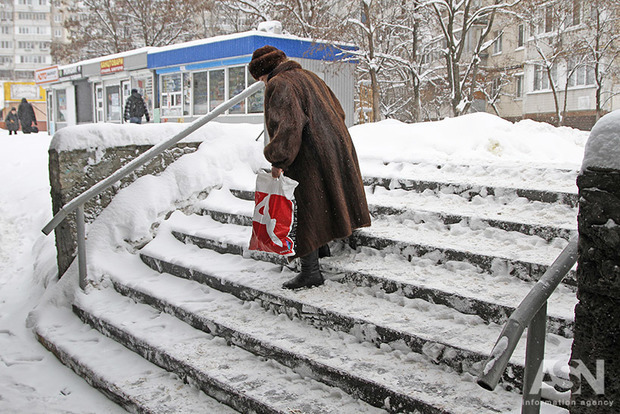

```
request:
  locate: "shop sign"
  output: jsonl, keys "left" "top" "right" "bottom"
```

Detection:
{"left": 100, "top": 58, "right": 124, "bottom": 74}
{"left": 35, "top": 66, "right": 59, "bottom": 84}
{"left": 9, "top": 83, "right": 43, "bottom": 101}
{"left": 60, "top": 65, "right": 82, "bottom": 79}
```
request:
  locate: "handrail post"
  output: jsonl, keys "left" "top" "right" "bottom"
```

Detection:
{"left": 522, "top": 301, "right": 547, "bottom": 414}
{"left": 477, "top": 236, "right": 577, "bottom": 393}
{"left": 76, "top": 204, "right": 87, "bottom": 290}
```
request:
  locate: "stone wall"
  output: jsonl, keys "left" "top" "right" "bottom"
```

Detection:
{"left": 49, "top": 142, "right": 201, "bottom": 276}
{"left": 570, "top": 112, "right": 620, "bottom": 412}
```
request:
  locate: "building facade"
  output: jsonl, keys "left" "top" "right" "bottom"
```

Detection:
{"left": 0, "top": 0, "right": 62, "bottom": 81}
{"left": 482, "top": 0, "right": 619, "bottom": 129}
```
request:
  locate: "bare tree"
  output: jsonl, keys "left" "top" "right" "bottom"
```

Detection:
{"left": 424, "top": 0, "right": 521, "bottom": 117}
{"left": 520, "top": 0, "right": 581, "bottom": 125}
{"left": 56, "top": 0, "right": 212, "bottom": 61}
{"left": 345, "top": 0, "right": 383, "bottom": 121}
{"left": 61, "top": 0, "right": 133, "bottom": 59}
{"left": 123, "top": 0, "right": 208, "bottom": 47}
{"left": 377, "top": 0, "right": 431, "bottom": 122}
{"left": 579, "top": 0, "right": 620, "bottom": 120}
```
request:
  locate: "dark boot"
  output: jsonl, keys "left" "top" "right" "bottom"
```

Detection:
{"left": 282, "top": 249, "right": 324, "bottom": 289}
{"left": 318, "top": 244, "right": 331, "bottom": 258}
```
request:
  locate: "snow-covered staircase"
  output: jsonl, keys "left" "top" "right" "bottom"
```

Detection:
{"left": 34, "top": 161, "right": 578, "bottom": 413}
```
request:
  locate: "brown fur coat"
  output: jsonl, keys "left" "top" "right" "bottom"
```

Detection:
{"left": 263, "top": 60, "right": 371, "bottom": 258}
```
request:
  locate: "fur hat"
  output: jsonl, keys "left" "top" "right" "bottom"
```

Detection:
{"left": 249, "top": 46, "right": 287, "bottom": 80}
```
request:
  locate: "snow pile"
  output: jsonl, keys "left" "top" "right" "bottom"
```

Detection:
{"left": 82, "top": 122, "right": 266, "bottom": 268}
{"left": 351, "top": 113, "right": 588, "bottom": 168}
{"left": 50, "top": 121, "right": 262, "bottom": 152}
{"left": 581, "top": 110, "right": 620, "bottom": 172}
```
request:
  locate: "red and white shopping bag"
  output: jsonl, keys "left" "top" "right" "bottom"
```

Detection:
{"left": 248, "top": 171, "right": 298, "bottom": 257}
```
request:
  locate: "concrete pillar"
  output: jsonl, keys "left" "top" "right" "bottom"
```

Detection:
{"left": 570, "top": 110, "right": 620, "bottom": 412}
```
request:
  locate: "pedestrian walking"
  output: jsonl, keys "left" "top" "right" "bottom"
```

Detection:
{"left": 124, "top": 89, "right": 150, "bottom": 124}
{"left": 249, "top": 45, "right": 371, "bottom": 290}
{"left": 17, "top": 98, "right": 37, "bottom": 134}
{"left": 4, "top": 107, "right": 19, "bottom": 135}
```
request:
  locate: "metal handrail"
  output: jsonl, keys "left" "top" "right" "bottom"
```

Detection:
{"left": 477, "top": 235, "right": 578, "bottom": 413}
{"left": 42, "top": 81, "right": 265, "bottom": 288}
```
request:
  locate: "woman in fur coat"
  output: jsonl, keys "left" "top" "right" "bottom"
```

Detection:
{"left": 249, "top": 45, "right": 371, "bottom": 290}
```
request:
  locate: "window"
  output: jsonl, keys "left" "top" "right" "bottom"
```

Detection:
{"left": 228, "top": 66, "right": 246, "bottom": 114}
{"left": 545, "top": 6, "right": 554, "bottom": 33}
{"left": 248, "top": 69, "right": 263, "bottom": 114}
{"left": 533, "top": 64, "right": 556, "bottom": 91}
{"left": 515, "top": 74, "right": 523, "bottom": 98}
{"left": 567, "top": 59, "right": 594, "bottom": 87}
{"left": 95, "top": 84, "right": 103, "bottom": 122}
{"left": 517, "top": 24, "right": 524, "bottom": 48}
{"left": 55, "top": 89, "right": 67, "bottom": 123}
{"left": 192, "top": 71, "right": 208, "bottom": 115}
{"left": 161, "top": 73, "right": 182, "bottom": 117}
{"left": 105, "top": 85, "right": 121, "bottom": 122}
{"left": 18, "top": 26, "right": 50, "bottom": 35}
{"left": 18, "top": 12, "right": 47, "bottom": 20}
{"left": 0, "top": 41, "right": 11, "bottom": 49}
{"left": 209, "top": 69, "right": 225, "bottom": 111}
{"left": 570, "top": 0, "right": 581, "bottom": 26}
{"left": 490, "top": 78, "right": 501, "bottom": 98}
{"left": 493, "top": 31, "right": 503, "bottom": 54}
{"left": 185, "top": 65, "right": 264, "bottom": 117}
{"left": 19, "top": 55, "right": 48, "bottom": 63}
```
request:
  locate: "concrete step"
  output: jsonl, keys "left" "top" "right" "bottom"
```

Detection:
{"left": 170, "top": 211, "right": 576, "bottom": 338}
{"left": 138, "top": 215, "right": 574, "bottom": 393}
{"left": 33, "top": 303, "right": 238, "bottom": 414}
{"left": 215, "top": 180, "right": 576, "bottom": 244}
{"left": 72, "top": 281, "right": 387, "bottom": 414}
{"left": 227, "top": 170, "right": 578, "bottom": 207}
{"left": 192, "top": 194, "right": 577, "bottom": 287}
{"left": 92, "top": 253, "right": 527, "bottom": 414}
{"left": 363, "top": 176, "right": 578, "bottom": 207}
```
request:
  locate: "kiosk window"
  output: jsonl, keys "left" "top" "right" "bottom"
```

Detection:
{"left": 209, "top": 69, "right": 224, "bottom": 111}
{"left": 228, "top": 66, "right": 245, "bottom": 114}
{"left": 105, "top": 85, "right": 121, "bottom": 122}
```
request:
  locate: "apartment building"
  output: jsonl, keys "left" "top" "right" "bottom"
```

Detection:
{"left": 484, "top": 0, "right": 619, "bottom": 130}
{"left": 0, "top": 0, "right": 61, "bottom": 80}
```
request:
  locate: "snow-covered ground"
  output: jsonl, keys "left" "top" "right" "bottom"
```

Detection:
{"left": 0, "top": 112, "right": 596, "bottom": 413}
{"left": 0, "top": 130, "right": 126, "bottom": 413}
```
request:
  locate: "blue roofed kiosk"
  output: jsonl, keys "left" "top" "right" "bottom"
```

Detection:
{"left": 36, "top": 25, "right": 357, "bottom": 133}
{"left": 148, "top": 28, "right": 357, "bottom": 126}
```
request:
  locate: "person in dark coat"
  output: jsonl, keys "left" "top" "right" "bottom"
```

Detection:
{"left": 249, "top": 45, "right": 371, "bottom": 290}
{"left": 17, "top": 98, "right": 37, "bottom": 134}
{"left": 4, "top": 107, "right": 19, "bottom": 135}
{"left": 124, "top": 89, "right": 150, "bottom": 124}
